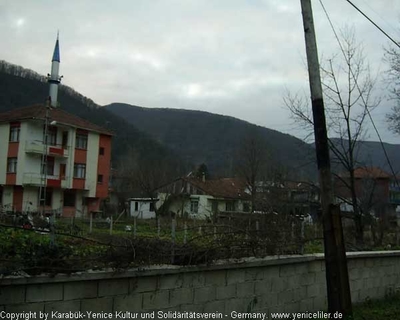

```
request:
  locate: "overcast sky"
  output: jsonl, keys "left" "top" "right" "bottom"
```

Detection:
{"left": 1, "top": 0, "right": 400, "bottom": 143}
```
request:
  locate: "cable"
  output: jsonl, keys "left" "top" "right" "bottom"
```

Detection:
{"left": 358, "top": 0, "right": 399, "bottom": 37}
{"left": 346, "top": 0, "right": 400, "bottom": 49}
{"left": 318, "top": 0, "right": 400, "bottom": 188}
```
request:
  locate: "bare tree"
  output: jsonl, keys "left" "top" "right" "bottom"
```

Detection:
{"left": 385, "top": 42, "right": 400, "bottom": 134}
{"left": 114, "top": 147, "right": 181, "bottom": 217}
{"left": 284, "top": 27, "right": 380, "bottom": 246}
{"left": 234, "top": 129, "right": 272, "bottom": 212}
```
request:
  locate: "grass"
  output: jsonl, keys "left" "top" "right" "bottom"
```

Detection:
{"left": 352, "top": 293, "right": 400, "bottom": 320}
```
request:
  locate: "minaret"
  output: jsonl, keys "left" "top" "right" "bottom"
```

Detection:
{"left": 48, "top": 33, "right": 62, "bottom": 107}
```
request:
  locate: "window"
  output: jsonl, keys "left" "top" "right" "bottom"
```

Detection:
{"left": 99, "top": 147, "right": 105, "bottom": 155}
{"left": 41, "top": 156, "right": 54, "bottom": 176}
{"left": 9, "top": 124, "right": 20, "bottom": 142}
{"left": 44, "top": 126, "right": 57, "bottom": 146}
{"left": 243, "top": 202, "right": 250, "bottom": 212}
{"left": 74, "top": 163, "right": 86, "bottom": 178}
{"left": 149, "top": 202, "right": 155, "bottom": 212}
{"left": 7, "top": 158, "right": 17, "bottom": 173}
{"left": 39, "top": 188, "right": 52, "bottom": 207}
{"left": 63, "top": 190, "right": 76, "bottom": 207}
{"left": 75, "top": 133, "right": 88, "bottom": 149}
{"left": 97, "top": 174, "right": 103, "bottom": 184}
{"left": 226, "top": 201, "right": 235, "bottom": 212}
{"left": 135, "top": 202, "right": 139, "bottom": 211}
{"left": 190, "top": 200, "right": 199, "bottom": 214}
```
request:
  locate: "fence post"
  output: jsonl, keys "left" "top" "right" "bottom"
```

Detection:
{"left": 300, "top": 220, "right": 305, "bottom": 254}
{"left": 198, "top": 226, "right": 202, "bottom": 235}
{"left": 110, "top": 216, "right": 113, "bottom": 235}
{"left": 214, "top": 226, "right": 217, "bottom": 241}
{"left": 171, "top": 219, "right": 176, "bottom": 264}
{"left": 157, "top": 218, "right": 161, "bottom": 238}
{"left": 171, "top": 219, "right": 176, "bottom": 242}
{"left": 89, "top": 212, "right": 93, "bottom": 234}
{"left": 134, "top": 217, "right": 137, "bottom": 239}
{"left": 184, "top": 222, "right": 187, "bottom": 244}
{"left": 256, "top": 220, "right": 259, "bottom": 236}
{"left": 397, "top": 217, "right": 400, "bottom": 246}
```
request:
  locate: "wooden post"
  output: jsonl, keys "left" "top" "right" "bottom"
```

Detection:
{"left": 213, "top": 226, "right": 217, "bottom": 241}
{"left": 184, "top": 222, "right": 187, "bottom": 244}
{"left": 89, "top": 211, "right": 93, "bottom": 234}
{"left": 171, "top": 219, "right": 176, "bottom": 242}
{"left": 134, "top": 217, "right": 137, "bottom": 239}
{"left": 301, "top": 0, "right": 352, "bottom": 316}
{"left": 157, "top": 218, "right": 161, "bottom": 238}
{"left": 110, "top": 216, "right": 113, "bottom": 235}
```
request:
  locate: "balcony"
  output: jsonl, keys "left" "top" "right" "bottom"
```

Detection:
{"left": 25, "top": 140, "right": 69, "bottom": 158}
{"left": 23, "top": 173, "right": 70, "bottom": 188}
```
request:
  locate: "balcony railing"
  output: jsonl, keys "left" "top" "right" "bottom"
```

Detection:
{"left": 25, "top": 140, "right": 69, "bottom": 157}
{"left": 23, "top": 173, "right": 70, "bottom": 188}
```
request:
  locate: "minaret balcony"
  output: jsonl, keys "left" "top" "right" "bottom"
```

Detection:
{"left": 25, "top": 140, "right": 69, "bottom": 158}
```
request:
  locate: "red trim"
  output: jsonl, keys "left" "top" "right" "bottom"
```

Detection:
{"left": 7, "top": 142, "right": 19, "bottom": 157}
{"left": 10, "top": 122, "right": 21, "bottom": 127}
{"left": 47, "top": 178, "right": 61, "bottom": 188}
{"left": 73, "top": 178, "right": 85, "bottom": 189}
{"left": 6, "top": 173, "right": 16, "bottom": 185}
{"left": 49, "top": 147, "right": 63, "bottom": 155}
{"left": 13, "top": 186, "right": 23, "bottom": 212}
{"left": 96, "top": 134, "right": 111, "bottom": 199}
{"left": 74, "top": 149, "right": 87, "bottom": 164}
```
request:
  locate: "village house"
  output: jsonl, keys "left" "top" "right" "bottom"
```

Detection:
{"left": 334, "top": 166, "right": 398, "bottom": 218}
{"left": 156, "top": 176, "right": 251, "bottom": 220}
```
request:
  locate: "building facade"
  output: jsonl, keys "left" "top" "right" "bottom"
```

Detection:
{"left": 157, "top": 177, "right": 251, "bottom": 220}
{"left": 0, "top": 104, "right": 112, "bottom": 217}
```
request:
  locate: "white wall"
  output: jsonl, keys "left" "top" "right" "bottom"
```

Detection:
{"left": 85, "top": 132, "right": 99, "bottom": 197}
{"left": 0, "top": 123, "right": 9, "bottom": 184}
{"left": 2, "top": 186, "right": 13, "bottom": 209}
{"left": 130, "top": 201, "right": 156, "bottom": 219}
{"left": 15, "top": 122, "right": 28, "bottom": 185}
{"left": 22, "top": 187, "right": 38, "bottom": 212}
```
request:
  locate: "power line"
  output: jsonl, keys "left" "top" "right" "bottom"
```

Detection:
{"left": 345, "top": 0, "right": 400, "bottom": 49}
{"left": 358, "top": 0, "right": 399, "bottom": 37}
{"left": 318, "top": 0, "right": 400, "bottom": 187}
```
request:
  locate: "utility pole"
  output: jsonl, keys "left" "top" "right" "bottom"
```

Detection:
{"left": 300, "top": 0, "right": 352, "bottom": 317}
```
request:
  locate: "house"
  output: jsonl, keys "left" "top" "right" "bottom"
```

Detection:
{"left": 156, "top": 177, "right": 251, "bottom": 220}
{"left": 253, "top": 180, "right": 320, "bottom": 220}
{"left": 128, "top": 198, "right": 157, "bottom": 219}
{"left": 334, "top": 166, "right": 397, "bottom": 218}
{"left": 0, "top": 36, "right": 112, "bottom": 217}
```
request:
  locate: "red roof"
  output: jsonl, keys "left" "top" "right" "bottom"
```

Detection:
{"left": 184, "top": 177, "right": 249, "bottom": 199}
{"left": 0, "top": 104, "right": 113, "bottom": 135}
{"left": 340, "top": 167, "right": 391, "bottom": 179}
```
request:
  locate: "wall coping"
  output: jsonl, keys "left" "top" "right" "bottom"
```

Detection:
{"left": 1, "top": 251, "right": 400, "bottom": 286}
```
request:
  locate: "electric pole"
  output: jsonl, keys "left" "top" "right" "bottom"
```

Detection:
{"left": 300, "top": 0, "right": 352, "bottom": 317}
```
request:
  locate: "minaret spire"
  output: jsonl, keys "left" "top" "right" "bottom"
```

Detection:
{"left": 48, "top": 33, "right": 62, "bottom": 107}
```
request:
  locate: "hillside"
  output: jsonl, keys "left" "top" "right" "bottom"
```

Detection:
{"left": 329, "top": 138, "right": 400, "bottom": 174}
{"left": 0, "top": 61, "right": 177, "bottom": 167}
{"left": 104, "top": 103, "right": 317, "bottom": 179}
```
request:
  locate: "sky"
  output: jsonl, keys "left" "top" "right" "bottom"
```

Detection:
{"left": 1, "top": 0, "right": 400, "bottom": 144}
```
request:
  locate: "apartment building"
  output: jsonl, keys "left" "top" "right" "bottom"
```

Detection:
{"left": 0, "top": 104, "right": 112, "bottom": 217}
{"left": 0, "top": 35, "right": 113, "bottom": 217}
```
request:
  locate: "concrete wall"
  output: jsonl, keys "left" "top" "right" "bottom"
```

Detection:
{"left": 1, "top": 252, "right": 399, "bottom": 319}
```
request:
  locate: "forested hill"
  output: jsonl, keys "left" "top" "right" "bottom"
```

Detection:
{"left": 104, "top": 103, "right": 317, "bottom": 179}
{"left": 0, "top": 60, "right": 177, "bottom": 166}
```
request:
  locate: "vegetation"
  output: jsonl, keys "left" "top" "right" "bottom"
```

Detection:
{"left": 285, "top": 27, "right": 381, "bottom": 246}
{"left": 352, "top": 292, "right": 400, "bottom": 320}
